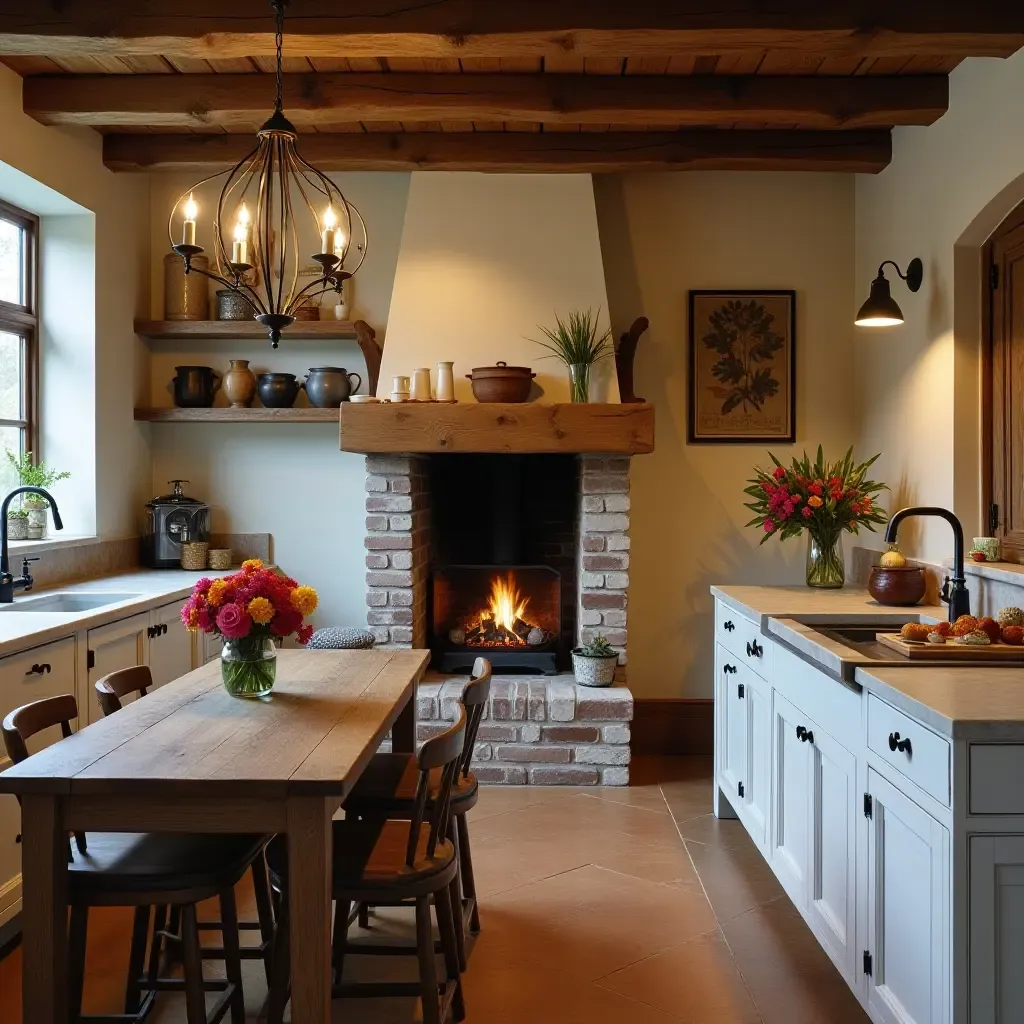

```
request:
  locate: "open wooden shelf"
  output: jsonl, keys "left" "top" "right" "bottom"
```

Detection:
{"left": 134, "top": 407, "right": 340, "bottom": 423}
{"left": 135, "top": 319, "right": 363, "bottom": 341}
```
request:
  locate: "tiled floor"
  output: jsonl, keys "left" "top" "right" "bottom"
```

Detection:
{"left": 0, "top": 757, "right": 870, "bottom": 1022}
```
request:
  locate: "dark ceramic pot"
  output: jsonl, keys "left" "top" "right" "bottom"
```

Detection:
{"left": 172, "top": 365, "right": 221, "bottom": 408}
{"left": 868, "top": 566, "right": 927, "bottom": 606}
{"left": 304, "top": 367, "right": 362, "bottom": 408}
{"left": 257, "top": 372, "right": 302, "bottom": 408}
{"left": 465, "top": 362, "right": 535, "bottom": 403}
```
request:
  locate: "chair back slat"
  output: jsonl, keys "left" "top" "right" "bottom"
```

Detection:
{"left": 407, "top": 706, "right": 466, "bottom": 866}
{"left": 95, "top": 665, "right": 153, "bottom": 717}
{"left": 460, "top": 658, "right": 492, "bottom": 778}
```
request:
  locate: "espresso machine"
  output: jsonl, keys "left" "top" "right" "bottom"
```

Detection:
{"left": 142, "top": 480, "right": 210, "bottom": 568}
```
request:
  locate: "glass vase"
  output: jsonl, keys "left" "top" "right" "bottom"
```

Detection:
{"left": 806, "top": 531, "right": 845, "bottom": 589}
{"left": 568, "top": 363, "right": 590, "bottom": 403}
{"left": 221, "top": 635, "right": 277, "bottom": 698}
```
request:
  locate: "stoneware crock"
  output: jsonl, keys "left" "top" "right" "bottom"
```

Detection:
{"left": 465, "top": 361, "right": 535, "bottom": 403}
{"left": 868, "top": 565, "right": 927, "bottom": 606}
{"left": 304, "top": 367, "right": 362, "bottom": 407}
{"left": 257, "top": 372, "right": 302, "bottom": 409}
{"left": 172, "top": 365, "right": 221, "bottom": 408}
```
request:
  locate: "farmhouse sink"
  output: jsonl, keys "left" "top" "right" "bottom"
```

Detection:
{"left": 0, "top": 592, "right": 143, "bottom": 613}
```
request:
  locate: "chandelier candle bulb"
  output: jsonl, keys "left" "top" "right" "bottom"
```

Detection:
{"left": 321, "top": 205, "right": 336, "bottom": 256}
{"left": 182, "top": 193, "right": 198, "bottom": 247}
{"left": 232, "top": 204, "right": 249, "bottom": 265}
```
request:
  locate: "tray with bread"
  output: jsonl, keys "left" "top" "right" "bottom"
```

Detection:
{"left": 876, "top": 611, "right": 1024, "bottom": 660}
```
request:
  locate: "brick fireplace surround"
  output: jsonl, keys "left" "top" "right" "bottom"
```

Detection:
{"left": 363, "top": 453, "right": 634, "bottom": 785}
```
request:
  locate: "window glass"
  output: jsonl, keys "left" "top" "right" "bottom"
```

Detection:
{"left": 0, "top": 331, "right": 23, "bottom": 421}
{"left": 0, "top": 218, "right": 24, "bottom": 306}
{"left": 0, "top": 425, "right": 22, "bottom": 496}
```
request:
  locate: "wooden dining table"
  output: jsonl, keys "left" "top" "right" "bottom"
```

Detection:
{"left": 0, "top": 646, "right": 428, "bottom": 1024}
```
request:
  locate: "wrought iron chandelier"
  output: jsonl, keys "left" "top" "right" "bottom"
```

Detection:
{"left": 168, "top": 0, "right": 367, "bottom": 348}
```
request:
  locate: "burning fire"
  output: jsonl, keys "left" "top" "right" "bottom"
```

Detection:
{"left": 486, "top": 573, "right": 529, "bottom": 633}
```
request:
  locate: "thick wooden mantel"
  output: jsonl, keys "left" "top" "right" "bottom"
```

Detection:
{"left": 339, "top": 402, "right": 654, "bottom": 455}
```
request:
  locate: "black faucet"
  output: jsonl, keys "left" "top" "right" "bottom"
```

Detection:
{"left": 883, "top": 506, "right": 969, "bottom": 623}
{"left": 0, "top": 487, "right": 63, "bottom": 603}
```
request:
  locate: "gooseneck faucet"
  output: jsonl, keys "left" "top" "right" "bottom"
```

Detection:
{"left": 0, "top": 487, "right": 63, "bottom": 603}
{"left": 883, "top": 506, "right": 969, "bottom": 623}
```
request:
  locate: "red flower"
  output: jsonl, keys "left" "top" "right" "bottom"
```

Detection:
{"left": 270, "top": 608, "right": 302, "bottom": 637}
{"left": 808, "top": 482, "right": 823, "bottom": 496}
{"left": 772, "top": 466, "right": 787, "bottom": 481}
{"left": 216, "top": 602, "right": 252, "bottom": 640}
{"left": 297, "top": 624, "right": 314, "bottom": 646}
{"left": 801, "top": 506, "right": 813, "bottom": 519}
{"left": 763, "top": 519, "right": 776, "bottom": 534}
{"left": 827, "top": 476, "right": 842, "bottom": 488}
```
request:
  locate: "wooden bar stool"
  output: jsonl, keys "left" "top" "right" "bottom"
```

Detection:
{"left": 3, "top": 694, "right": 264, "bottom": 1024}
{"left": 96, "top": 666, "right": 276, "bottom": 983}
{"left": 343, "top": 657, "right": 491, "bottom": 967}
{"left": 264, "top": 707, "right": 469, "bottom": 1024}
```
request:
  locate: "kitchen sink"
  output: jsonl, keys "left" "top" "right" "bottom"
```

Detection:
{"left": 0, "top": 592, "right": 143, "bottom": 613}
{"left": 817, "top": 623, "right": 914, "bottom": 645}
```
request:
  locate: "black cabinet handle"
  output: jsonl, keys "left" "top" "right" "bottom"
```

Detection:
{"left": 795, "top": 725, "right": 815, "bottom": 744}
{"left": 737, "top": 781, "right": 745, "bottom": 798}
{"left": 723, "top": 664, "right": 737, "bottom": 675}
{"left": 147, "top": 626, "right": 156, "bottom": 639}
{"left": 25, "top": 663, "right": 51, "bottom": 676}
{"left": 724, "top": 620, "right": 736, "bottom": 632}
{"left": 805, "top": 730, "right": 814, "bottom": 745}
{"left": 888, "top": 732, "right": 912, "bottom": 755}
{"left": 745, "top": 640, "right": 763, "bottom": 658}
{"left": 796, "top": 725, "right": 806, "bottom": 740}
{"left": 737, "top": 683, "right": 745, "bottom": 699}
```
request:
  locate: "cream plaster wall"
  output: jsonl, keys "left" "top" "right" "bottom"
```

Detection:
{"left": 380, "top": 173, "right": 618, "bottom": 403}
{"left": 856, "top": 51, "right": 1024, "bottom": 566}
{"left": 0, "top": 64, "right": 150, "bottom": 539}
{"left": 595, "top": 172, "right": 857, "bottom": 698}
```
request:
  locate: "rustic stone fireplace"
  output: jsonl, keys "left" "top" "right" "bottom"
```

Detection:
{"left": 346, "top": 401, "right": 654, "bottom": 785}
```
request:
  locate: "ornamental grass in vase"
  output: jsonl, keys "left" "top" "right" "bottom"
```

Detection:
{"left": 532, "top": 307, "right": 612, "bottom": 403}
{"left": 180, "top": 559, "right": 317, "bottom": 698}
{"left": 744, "top": 446, "right": 889, "bottom": 589}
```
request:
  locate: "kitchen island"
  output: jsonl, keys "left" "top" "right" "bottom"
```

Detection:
{"left": 712, "top": 584, "right": 1024, "bottom": 1024}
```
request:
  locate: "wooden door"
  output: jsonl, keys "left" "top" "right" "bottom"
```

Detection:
{"left": 716, "top": 644, "right": 746, "bottom": 805}
{"left": 806, "top": 724, "right": 857, "bottom": 984}
{"left": 148, "top": 600, "right": 195, "bottom": 688}
{"left": 970, "top": 835, "right": 1024, "bottom": 1022}
{"left": 987, "top": 201, "right": 1024, "bottom": 557}
{"left": 86, "top": 613, "right": 149, "bottom": 722}
{"left": 770, "top": 690, "right": 811, "bottom": 909}
{"left": 865, "top": 768, "right": 949, "bottom": 1024}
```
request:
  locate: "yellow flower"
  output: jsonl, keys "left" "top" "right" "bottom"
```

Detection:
{"left": 248, "top": 596, "right": 275, "bottom": 625}
{"left": 241, "top": 558, "right": 264, "bottom": 574}
{"left": 207, "top": 579, "right": 230, "bottom": 607}
{"left": 291, "top": 585, "right": 318, "bottom": 616}
{"left": 807, "top": 495, "right": 823, "bottom": 508}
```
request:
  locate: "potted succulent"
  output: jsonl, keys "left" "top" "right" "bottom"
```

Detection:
{"left": 571, "top": 634, "right": 619, "bottom": 687}
{"left": 532, "top": 307, "right": 612, "bottom": 403}
{"left": 4, "top": 450, "right": 70, "bottom": 540}
{"left": 5, "top": 508, "right": 28, "bottom": 541}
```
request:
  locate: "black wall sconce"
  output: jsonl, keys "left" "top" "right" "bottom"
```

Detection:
{"left": 855, "top": 258, "right": 923, "bottom": 327}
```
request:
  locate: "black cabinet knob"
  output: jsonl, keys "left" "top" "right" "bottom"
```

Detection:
{"left": 724, "top": 621, "right": 736, "bottom": 632}
{"left": 25, "top": 663, "right": 50, "bottom": 676}
{"left": 795, "top": 725, "right": 814, "bottom": 744}
{"left": 796, "top": 725, "right": 806, "bottom": 741}
{"left": 723, "top": 664, "right": 737, "bottom": 675}
{"left": 746, "top": 640, "right": 763, "bottom": 658}
{"left": 888, "top": 731, "right": 912, "bottom": 755}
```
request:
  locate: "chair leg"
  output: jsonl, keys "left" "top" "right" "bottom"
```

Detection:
{"left": 164, "top": 904, "right": 182, "bottom": 968}
{"left": 266, "top": 900, "right": 291, "bottom": 1024}
{"left": 447, "top": 819, "right": 467, "bottom": 971}
{"left": 146, "top": 905, "right": 168, "bottom": 992}
{"left": 331, "top": 899, "right": 351, "bottom": 986}
{"left": 250, "top": 853, "right": 275, "bottom": 985}
{"left": 434, "top": 885, "right": 466, "bottom": 1023}
{"left": 456, "top": 813, "right": 480, "bottom": 933}
{"left": 358, "top": 902, "right": 370, "bottom": 929}
{"left": 68, "top": 902, "right": 89, "bottom": 1022}
{"left": 218, "top": 886, "right": 246, "bottom": 1024}
{"left": 415, "top": 895, "right": 442, "bottom": 1024}
{"left": 124, "top": 905, "right": 151, "bottom": 1014}
{"left": 179, "top": 904, "right": 208, "bottom": 1024}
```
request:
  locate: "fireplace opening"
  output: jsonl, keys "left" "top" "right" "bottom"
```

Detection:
{"left": 428, "top": 454, "right": 579, "bottom": 673}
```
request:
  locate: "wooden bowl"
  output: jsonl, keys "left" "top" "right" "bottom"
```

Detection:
{"left": 868, "top": 566, "right": 926, "bottom": 606}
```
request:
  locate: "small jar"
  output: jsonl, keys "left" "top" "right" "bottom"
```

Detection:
{"left": 164, "top": 253, "right": 210, "bottom": 320}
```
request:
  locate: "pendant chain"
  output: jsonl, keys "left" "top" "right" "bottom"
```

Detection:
{"left": 272, "top": 0, "right": 285, "bottom": 112}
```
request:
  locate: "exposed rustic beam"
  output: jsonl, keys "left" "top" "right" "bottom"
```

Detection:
{"left": 24, "top": 72, "right": 948, "bottom": 130}
{"left": 102, "top": 129, "right": 892, "bottom": 174}
{"left": 0, "top": 2, "right": 1022, "bottom": 59}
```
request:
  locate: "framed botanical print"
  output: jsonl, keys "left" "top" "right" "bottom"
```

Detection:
{"left": 688, "top": 289, "right": 796, "bottom": 444}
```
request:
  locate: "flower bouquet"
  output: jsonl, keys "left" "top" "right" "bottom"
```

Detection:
{"left": 180, "top": 559, "right": 317, "bottom": 697}
{"left": 744, "top": 446, "right": 889, "bottom": 588}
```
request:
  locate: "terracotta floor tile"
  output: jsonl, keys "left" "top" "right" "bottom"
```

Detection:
{"left": 685, "top": 839, "right": 784, "bottom": 923}
{"left": 598, "top": 930, "right": 762, "bottom": 1023}
{"left": 467, "top": 784, "right": 576, "bottom": 823}
{"left": 674, "top": 812, "right": 755, "bottom": 850}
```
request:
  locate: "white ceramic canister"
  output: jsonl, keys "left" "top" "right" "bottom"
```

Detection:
{"left": 390, "top": 391, "right": 410, "bottom": 403}
{"left": 392, "top": 375, "right": 410, "bottom": 394}
{"left": 436, "top": 361, "right": 455, "bottom": 402}
{"left": 411, "top": 367, "right": 432, "bottom": 402}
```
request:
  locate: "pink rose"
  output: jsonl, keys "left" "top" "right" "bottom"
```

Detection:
{"left": 216, "top": 601, "right": 252, "bottom": 640}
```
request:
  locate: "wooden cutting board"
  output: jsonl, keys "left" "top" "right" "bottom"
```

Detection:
{"left": 877, "top": 632, "right": 1024, "bottom": 660}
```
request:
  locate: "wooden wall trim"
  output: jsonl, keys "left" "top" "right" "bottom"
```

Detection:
{"left": 632, "top": 698, "right": 713, "bottom": 756}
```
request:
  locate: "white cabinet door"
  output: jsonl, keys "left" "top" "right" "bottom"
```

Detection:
{"left": 969, "top": 835, "right": 1024, "bottom": 1023}
{"left": 771, "top": 690, "right": 811, "bottom": 909}
{"left": 148, "top": 600, "right": 195, "bottom": 689}
{"left": 716, "top": 644, "right": 745, "bottom": 804}
{"left": 742, "top": 673, "right": 771, "bottom": 850}
{"left": 865, "top": 767, "right": 949, "bottom": 1024}
{"left": 86, "top": 612, "right": 149, "bottom": 722}
{"left": 202, "top": 630, "right": 223, "bottom": 665}
{"left": 806, "top": 723, "right": 857, "bottom": 984}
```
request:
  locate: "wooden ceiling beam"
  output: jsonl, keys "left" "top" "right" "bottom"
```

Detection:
{"left": 24, "top": 72, "right": 948, "bottom": 130}
{"left": 0, "top": 2, "right": 1021, "bottom": 59}
{"left": 102, "top": 129, "right": 892, "bottom": 174}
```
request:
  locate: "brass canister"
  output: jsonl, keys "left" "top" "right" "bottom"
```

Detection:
{"left": 164, "top": 252, "right": 210, "bottom": 320}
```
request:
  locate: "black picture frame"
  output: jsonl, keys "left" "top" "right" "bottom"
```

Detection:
{"left": 688, "top": 289, "right": 797, "bottom": 445}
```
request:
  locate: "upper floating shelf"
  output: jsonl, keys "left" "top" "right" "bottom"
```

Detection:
{"left": 134, "top": 320, "right": 363, "bottom": 341}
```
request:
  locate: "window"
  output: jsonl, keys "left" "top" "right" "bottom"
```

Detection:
{"left": 0, "top": 198, "right": 38, "bottom": 496}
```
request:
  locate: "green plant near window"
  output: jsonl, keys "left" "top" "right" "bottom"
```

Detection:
{"left": 5, "top": 508, "right": 27, "bottom": 519}
{"left": 531, "top": 307, "right": 612, "bottom": 403}
{"left": 4, "top": 449, "right": 70, "bottom": 509}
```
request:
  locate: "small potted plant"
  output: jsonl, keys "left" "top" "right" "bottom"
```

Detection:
{"left": 6, "top": 507, "right": 28, "bottom": 541}
{"left": 532, "top": 307, "right": 612, "bottom": 403}
{"left": 5, "top": 449, "right": 70, "bottom": 540}
{"left": 572, "top": 634, "right": 619, "bottom": 687}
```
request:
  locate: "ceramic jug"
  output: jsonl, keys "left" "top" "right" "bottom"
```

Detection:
{"left": 436, "top": 361, "right": 455, "bottom": 402}
{"left": 222, "top": 359, "right": 257, "bottom": 408}
{"left": 172, "top": 366, "right": 221, "bottom": 408}
{"left": 411, "top": 367, "right": 432, "bottom": 402}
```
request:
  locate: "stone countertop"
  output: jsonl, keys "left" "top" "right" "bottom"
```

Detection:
{"left": 856, "top": 664, "right": 1024, "bottom": 739}
{"left": 0, "top": 568, "right": 232, "bottom": 658}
